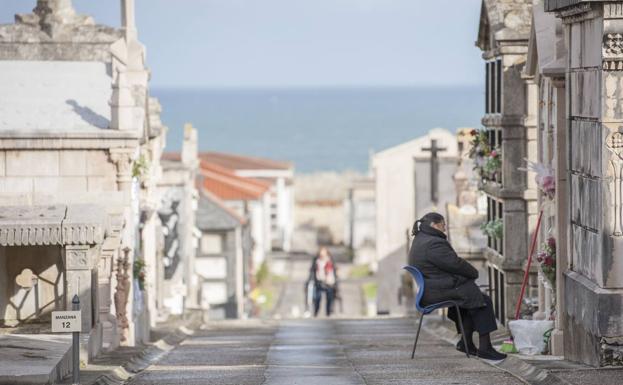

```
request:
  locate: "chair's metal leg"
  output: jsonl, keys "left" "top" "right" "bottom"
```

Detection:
{"left": 411, "top": 312, "right": 425, "bottom": 359}
{"left": 455, "top": 305, "right": 470, "bottom": 358}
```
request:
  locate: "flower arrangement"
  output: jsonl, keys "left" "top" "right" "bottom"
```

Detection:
{"left": 482, "top": 148, "right": 501, "bottom": 179}
{"left": 468, "top": 129, "right": 501, "bottom": 182}
{"left": 481, "top": 218, "right": 503, "bottom": 239}
{"left": 536, "top": 237, "right": 556, "bottom": 287}
{"left": 520, "top": 160, "right": 555, "bottom": 200}
{"left": 133, "top": 259, "right": 147, "bottom": 291}
{"left": 468, "top": 129, "right": 489, "bottom": 159}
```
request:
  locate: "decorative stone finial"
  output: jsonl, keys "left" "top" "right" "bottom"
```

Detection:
{"left": 16, "top": 0, "right": 93, "bottom": 36}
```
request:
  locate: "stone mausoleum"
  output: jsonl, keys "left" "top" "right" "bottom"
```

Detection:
{"left": 0, "top": 0, "right": 161, "bottom": 368}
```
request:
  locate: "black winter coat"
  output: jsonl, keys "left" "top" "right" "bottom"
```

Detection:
{"left": 408, "top": 224, "right": 485, "bottom": 309}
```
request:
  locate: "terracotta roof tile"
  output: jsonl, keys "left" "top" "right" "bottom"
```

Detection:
{"left": 199, "top": 151, "right": 292, "bottom": 171}
{"left": 162, "top": 152, "right": 181, "bottom": 161}
{"left": 200, "top": 160, "right": 270, "bottom": 201}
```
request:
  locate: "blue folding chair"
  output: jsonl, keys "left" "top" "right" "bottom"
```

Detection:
{"left": 403, "top": 265, "right": 470, "bottom": 359}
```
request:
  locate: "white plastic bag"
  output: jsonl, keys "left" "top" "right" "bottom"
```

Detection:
{"left": 508, "top": 320, "right": 554, "bottom": 355}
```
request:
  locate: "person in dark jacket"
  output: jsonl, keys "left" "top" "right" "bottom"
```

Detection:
{"left": 309, "top": 247, "right": 338, "bottom": 317}
{"left": 408, "top": 212, "right": 506, "bottom": 360}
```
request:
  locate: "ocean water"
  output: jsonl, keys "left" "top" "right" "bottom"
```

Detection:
{"left": 152, "top": 86, "right": 483, "bottom": 173}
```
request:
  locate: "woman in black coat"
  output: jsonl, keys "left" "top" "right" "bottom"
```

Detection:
{"left": 408, "top": 212, "right": 506, "bottom": 360}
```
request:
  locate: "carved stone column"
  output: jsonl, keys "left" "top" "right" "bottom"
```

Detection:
{"left": 113, "top": 247, "right": 131, "bottom": 342}
{"left": 110, "top": 149, "right": 134, "bottom": 191}
{"left": 606, "top": 132, "right": 623, "bottom": 236}
{"left": 63, "top": 245, "right": 97, "bottom": 333}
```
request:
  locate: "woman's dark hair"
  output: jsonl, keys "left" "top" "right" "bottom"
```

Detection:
{"left": 412, "top": 212, "right": 445, "bottom": 236}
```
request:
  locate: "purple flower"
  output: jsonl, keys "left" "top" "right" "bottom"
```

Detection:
{"left": 547, "top": 237, "right": 556, "bottom": 250}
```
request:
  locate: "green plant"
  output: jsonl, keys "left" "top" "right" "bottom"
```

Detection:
{"left": 255, "top": 261, "right": 270, "bottom": 286}
{"left": 133, "top": 259, "right": 147, "bottom": 291}
{"left": 480, "top": 218, "right": 503, "bottom": 239}
{"left": 132, "top": 155, "right": 149, "bottom": 178}
{"left": 468, "top": 129, "right": 490, "bottom": 160}
{"left": 362, "top": 282, "right": 378, "bottom": 301}
{"left": 349, "top": 264, "right": 372, "bottom": 279}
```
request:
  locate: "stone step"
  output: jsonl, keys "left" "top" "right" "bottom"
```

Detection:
{"left": 0, "top": 334, "right": 72, "bottom": 385}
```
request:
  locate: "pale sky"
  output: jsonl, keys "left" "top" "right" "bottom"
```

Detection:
{"left": 2, "top": 0, "right": 484, "bottom": 88}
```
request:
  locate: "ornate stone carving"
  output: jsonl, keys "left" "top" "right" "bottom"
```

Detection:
{"left": 15, "top": 269, "right": 37, "bottom": 289}
{"left": 110, "top": 149, "right": 134, "bottom": 191}
{"left": 113, "top": 248, "right": 131, "bottom": 341}
{"left": 604, "top": 3, "right": 623, "bottom": 19}
{"left": 605, "top": 33, "right": 623, "bottom": 56}
{"left": 558, "top": 3, "right": 595, "bottom": 24}
{"left": 603, "top": 33, "right": 623, "bottom": 70}
{"left": 64, "top": 245, "right": 90, "bottom": 270}
{"left": 606, "top": 131, "right": 623, "bottom": 236}
{"left": 16, "top": 0, "right": 94, "bottom": 37}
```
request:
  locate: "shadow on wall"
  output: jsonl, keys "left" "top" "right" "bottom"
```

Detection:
{"left": 66, "top": 99, "right": 109, "bottom": 129}
{"left": 0, "top": 246, "right": 65, "bottom": 327}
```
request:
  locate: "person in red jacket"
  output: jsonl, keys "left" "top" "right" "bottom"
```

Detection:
{"left": 309, "top": 247, "right": 338, "bottom": 317}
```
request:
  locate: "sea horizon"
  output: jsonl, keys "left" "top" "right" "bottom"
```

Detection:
{"left": 152, "top": 85, "right": 483, "bottom": 173}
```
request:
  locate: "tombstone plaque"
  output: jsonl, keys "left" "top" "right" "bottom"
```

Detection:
{"left": 51, "top": 311, "right": 82, "bottom": 333}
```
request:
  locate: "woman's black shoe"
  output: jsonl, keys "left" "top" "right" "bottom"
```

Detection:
{"left": 477, "top": 347, "right": 507, "bottom": 360}
{"left": 456, "top": 339, "right": 478, "bottom": 355}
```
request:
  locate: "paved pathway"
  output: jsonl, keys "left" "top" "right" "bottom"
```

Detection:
{"left": 129, "top": 317, "right": 525, "bottom": 385}
{"left": 271, "top": 255, "right": 365, "bottom": 319}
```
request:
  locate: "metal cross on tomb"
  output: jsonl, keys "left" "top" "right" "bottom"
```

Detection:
{"left": 422, "top": 139, "right": 447, "bottom": 205}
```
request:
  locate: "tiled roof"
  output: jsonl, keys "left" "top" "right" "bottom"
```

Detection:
{"left": 200, "top": 161, "right": 270, "bottom": 201}
{"left": 199, "top": 152, "right": 292, "bottom": 171}
{"left": 162, "top": 152, "right": 181, "bottom": 161}
{"left": 197, "top": 190, "right": 247, "bottom": 230}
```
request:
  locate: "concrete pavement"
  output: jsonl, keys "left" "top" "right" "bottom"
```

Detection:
{"left": 128, "top": 317, "right": 525, "bottom": 385}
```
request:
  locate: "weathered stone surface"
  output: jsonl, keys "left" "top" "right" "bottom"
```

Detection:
{"left": 570, "top": 174, "right": 601, "bottom": 229}
{"left": 0, "top": 334, "right": 72, "bottom": 385}
{"left": 6, "top": 150, "right": 59, "bottom": 176}
{"left": 570, "top": 120, "right": 602, "bottom": 177}
{"left": 34, "top": 176, "right": 88, "bottom": 194}
{"left": 86, "top": 150, "right": 115, "bottom": 176}
{"left": 86, "top": 176, "right": 116, "bottom": 192}
{"left": 0, "top": 177, "right": 33, "bottom": 194}
{"left": 59, "top": 150, "right": 87, "bottom": 176}
{"left": 564, "top": 271, "right": 623, "bottom": 366}
{"left": 570, "top": 70, "right": 600, "bottom": 118}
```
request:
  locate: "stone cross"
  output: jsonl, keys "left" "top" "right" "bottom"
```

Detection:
{"left": 422, "top": 139, "right": 447, "bottom": 204}
{"left": 122, "top": 0, "right": 138, "bottom": 40}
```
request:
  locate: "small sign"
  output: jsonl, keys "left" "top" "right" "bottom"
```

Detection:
{"left": 51, "top": 311, "right": 82, "bottom": 333}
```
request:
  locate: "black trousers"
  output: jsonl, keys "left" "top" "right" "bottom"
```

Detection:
{"left": 447, "top": 294, "right": 497, "bottom": 335}
{"left": 313, "top": 285, "right": 335, "bottom": 317}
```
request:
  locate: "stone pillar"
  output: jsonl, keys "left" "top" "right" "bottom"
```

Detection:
{"left": 98, "top": 222, "right": 123, "bottom": 352}
{"left": 63, "top": 245, "right": 96, "bottom": 331}
{"left": 140, "top": 208, "right": 158, "bottom": 328}
{"left": 110, "top": 71, "right": 136, "bottom": 132}
{"left": 551, "top": 78, "right": 567, "bottom": 356}
{"left": 110, "top": 149, "right": 134, "bottom": 191}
